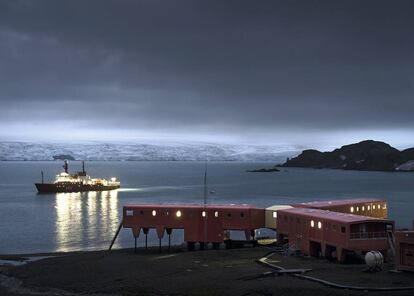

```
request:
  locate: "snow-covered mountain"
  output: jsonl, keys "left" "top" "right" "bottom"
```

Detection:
{"left": 0, "top": 141, "right": 301, "bottom": 162}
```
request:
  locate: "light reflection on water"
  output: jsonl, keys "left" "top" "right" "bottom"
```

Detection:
{"left": 0, "top": 161, "right": 413, "bottom": 254}
{"left": 55, "top": 190, "right": 119, "bottom": 252}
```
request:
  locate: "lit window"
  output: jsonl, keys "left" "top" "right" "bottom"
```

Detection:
{"left": 126, "top": 210, "right": 134, "bottom": 216}
{"left": 378, "top": 204, "right": 381, "bottom": 209}
{"left": 318, "top": 221, "right": 322, "bottom": 229}
{"left": 214, "top": 211, "right": 219, "bottom": 217}
{"left": 373, "top": 205, "right": 376, "bottom": 210}
{"left": 310, "top": 220, "right": 315, "bottom": 227}
{"left": 350, "top": 206, "right": 354, "bottom": 213}
{"left": 368, "top": 205, "right": 370, "bottom": 210}
{"left": 383, "top": 203, "right": 387, "bottom": 209}
{"left": 362, "top": 206, "right": 365, "bottom": 211}
{"left": 202, "top": 211, "right": 206, "bottom": 217}
{"left": 356, "top": 206, "right": 359, "bottom": 212}
{"left": 176, "top": 210, "right": 182, "bottom": 217}
{"left": 152, "top": 210, "right": 156, "bottom": 216}
{"left": 273, "top": 211, "right": 277, "bottom": 218}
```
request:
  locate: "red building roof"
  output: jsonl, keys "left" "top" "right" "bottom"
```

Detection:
{"left": 124, "top": 204, "right": 260, "bottom": 210}
{"left": 278, "top": 207, "right": 391, "bottom": 224}
{"left": 292, "top": 198, "right": 386, "bottom": 209}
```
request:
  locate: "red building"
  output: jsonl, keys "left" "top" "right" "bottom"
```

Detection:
{"left": 122, "top": 204, "right": 264, "bottom": 249}
{"left": 292, "top": 198, "right": 388, "bottom": 219}
{"left": 395, "top": 231, "right": 414, "bottom": 272}
{"left": 277, "top": 207, "right": 394, "bottom": 262}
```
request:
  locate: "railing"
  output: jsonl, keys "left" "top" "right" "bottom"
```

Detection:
{"left": 350, "top": 231, "right": 387, "bottom": 239}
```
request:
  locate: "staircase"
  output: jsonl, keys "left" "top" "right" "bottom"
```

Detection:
{"left": 386, "top": 230, "right": 396, "bottom": 258}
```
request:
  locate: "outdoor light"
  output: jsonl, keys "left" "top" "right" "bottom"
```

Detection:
{"left": 176, "top": 210, "right": 182, "bottom": 217}
{"left": 214, "top": 211, "right": 219, "bottom": 217}
{"left": 311, "top": 220, "right": 315, "bottom": 227}
{"left": 152, "top": 210, "right": 156, "bottom": 216}
{"left": 202, "top": 211, "right": 206, "bottom": 217}
{"left": 273, "top": 211, "right": 277, "bottom": 218}
{"left": 318, "top": 221, "right": 322, "bottom": 229}
{"left": 350, "top": 207, "right": 354, "bottom": 213}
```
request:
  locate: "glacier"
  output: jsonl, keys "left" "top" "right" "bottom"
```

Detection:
{"left": 0, "top": 141, "right": 301, "bottom": 162}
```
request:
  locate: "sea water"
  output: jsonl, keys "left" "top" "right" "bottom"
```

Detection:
{"left": 0, "top": 161, "right": 412, "bottom": 254}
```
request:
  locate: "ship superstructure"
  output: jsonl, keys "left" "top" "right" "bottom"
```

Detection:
{"left": 35, "top": 161, "right": 120, "bottom": 193}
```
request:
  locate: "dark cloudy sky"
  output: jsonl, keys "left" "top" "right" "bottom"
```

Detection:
{"left": 0, "top": 0, "right": 413, "bottom": 148}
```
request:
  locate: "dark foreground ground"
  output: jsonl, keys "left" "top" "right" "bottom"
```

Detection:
{"left": 1, "top": 246, "right": 414, "bottom": 296}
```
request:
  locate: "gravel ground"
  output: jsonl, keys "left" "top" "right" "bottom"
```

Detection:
{"left": 1, "top": 246, "right": 413, "bottom": 296}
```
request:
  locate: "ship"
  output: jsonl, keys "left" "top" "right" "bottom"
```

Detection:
{"left": 35, "top": 160, "right": 120, "bottom": 193}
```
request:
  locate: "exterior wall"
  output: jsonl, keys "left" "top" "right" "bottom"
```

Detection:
{"left": 265, "top": 205, "right": 292, "bottom": 229}
{"left": 123, "top": 205, "right": 265, "bottom": 243}
{"left": 395, "top": 231, "right": 414, "bottom": 272}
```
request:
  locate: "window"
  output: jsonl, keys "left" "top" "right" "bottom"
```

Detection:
{"left": 356, "top": 206, "right": 359, "bottom": 212}
{"left": 341, "top": 226, "right": 346, "bottom": 233}
{"left": 378, "top": 204, "right": 381, "bottom": 209}
{"left": 140, "top": 210, "right": 144, "bottom": 215}
{"left": 227, "top": 213, "right": 231, "bottom": 217}
{"left": 350, "top": 206, "right": 354, "bottom": 213}
{"left": 126, "top": 210, "right": 134, "bottom": 216}
{"left": 202, "top": 211, "right": 206, "bottom": 217}
{"left": 310, "top": 220, "right": 315, "bottom": 227}
{"left": 272, "top": 211, "right": 277, "bottom": 218}
{"left": 367, "top": 205, "right": 370, "bottom": 210}
{"left": 152, "top": 210, "right": 156, "bottom": 216}
{"left": 240, "top": 212, "right": 244, "bottom": 217}
{"left": 317, "top": 221, "right": 322, "bottom": 229}
{"left": 373, "top": 205, "right": 376, "bottom": 210}
{"left": 176, "top": 210, "right": 182, "bottom": 218}
{"left": 214, "top": 211, "right": 219, "bottom": 218}
{"left": 362, "top": 206, "right": 365, "bottom": 211}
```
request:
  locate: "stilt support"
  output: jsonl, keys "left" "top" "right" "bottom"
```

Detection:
{"left": 108, "top": 222, "right": 123, "bottom": 251}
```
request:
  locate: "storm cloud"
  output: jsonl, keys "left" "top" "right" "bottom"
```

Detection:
{"left": 0, "top": 0, "right": 413, "bottom": 147}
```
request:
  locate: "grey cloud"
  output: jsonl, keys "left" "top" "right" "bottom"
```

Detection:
{"left": 0, "top": 0, "right": 413, "bottom": 144}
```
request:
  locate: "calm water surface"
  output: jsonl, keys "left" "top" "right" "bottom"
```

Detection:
{"left": 0, "top": 161, "right": 413, "bottom": 254}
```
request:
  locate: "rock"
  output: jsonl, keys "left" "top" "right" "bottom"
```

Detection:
{"left": 53, "top": 154, "right": 75, "bottom": 161}
{"left": 246, "top": 167, "right": 280, "bottom": 173}
{"left": 281, "top": 140, "right": 414, "bottom": 172}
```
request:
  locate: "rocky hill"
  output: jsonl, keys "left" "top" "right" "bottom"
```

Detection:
{"left": 280, "top": 140, "right": 414, "bottom": 172}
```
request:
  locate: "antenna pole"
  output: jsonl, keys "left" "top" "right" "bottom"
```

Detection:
{"left": 82, "top": 161, "right": 85, "bottom": 173}
{"left": 203, "top": 160, "right": 208, "bottom": 206}
{"left": 41, "top": 170, "right": 44, "bottom": 184}
{"left": 203, "top": 160, "right": 208, "bottom": 248}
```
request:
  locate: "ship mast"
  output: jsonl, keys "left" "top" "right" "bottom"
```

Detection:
{"left": 63, "top": 160, "right": 68, "bottom": 174}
